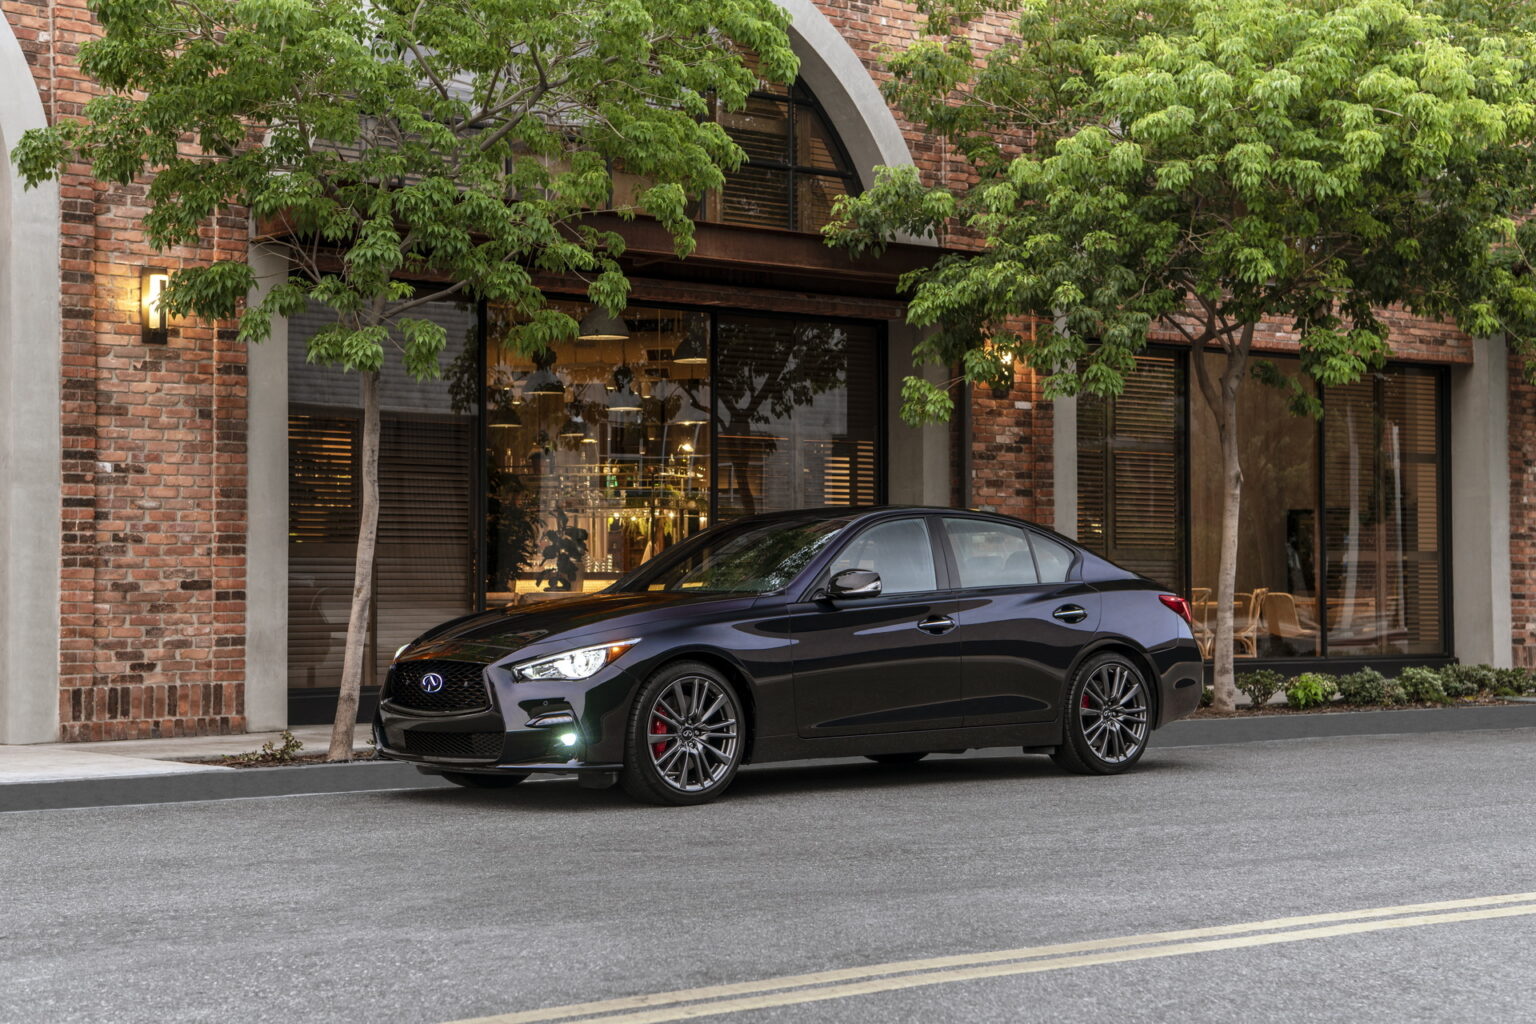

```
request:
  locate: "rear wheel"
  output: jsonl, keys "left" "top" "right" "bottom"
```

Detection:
{"left": 439, "top": 771, "right": 529, "bottom": 789}
{"left": 864, "top": 752, "right": 928, "bottom": 766}
{"left": 1050, "top": 653, "right": 1151, "bottom": 775}
{"left": 621, "top": 662, "right": 744, "bottom": 806}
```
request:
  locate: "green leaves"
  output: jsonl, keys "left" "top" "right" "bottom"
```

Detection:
{"left": 831, "top": 0, "right": 1536, "bottom": 412}
{"left": 11, "top": 0, "right": 797, "bottom": 381}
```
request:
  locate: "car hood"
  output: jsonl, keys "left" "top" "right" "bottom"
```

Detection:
{"left": 403, "top": 590, "right": 758, "bottom": 663}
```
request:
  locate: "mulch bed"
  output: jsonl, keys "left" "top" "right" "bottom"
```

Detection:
{"left": 190, "top": 751, "right": 382, "bottom": 769}
{"left": 1191, "top": 697, "right": 1527, "bottom": 718}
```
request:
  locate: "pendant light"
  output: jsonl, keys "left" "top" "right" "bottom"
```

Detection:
{"left": 578, "top": 307, "right": 629, "bottom": 341}
{"left": 672, "top": 317, "right": 710, "bottom": 364}
{"left": 672, "top": 387, "right": 709, "bottom": 426}
{"left": 524, "top": 348, "right": 565, "bottom": 396}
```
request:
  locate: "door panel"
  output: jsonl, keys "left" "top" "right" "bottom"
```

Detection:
{"left": 955, "top": 584, "right": 1102, "bottom": 726}
{"left": 790, "top": 516, "right": 964, "bottom": 736}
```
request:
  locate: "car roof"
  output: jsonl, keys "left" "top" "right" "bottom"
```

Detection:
{"left": 724, "top": 505, "right": 1080, "bottom": 545}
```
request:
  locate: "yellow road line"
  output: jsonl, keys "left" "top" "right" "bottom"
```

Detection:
{"left": 546, "top": 903, "right": 1536, "bottom": 1024}
{"left": 448, "top": 891, "right": 1536, "bottom": 1024}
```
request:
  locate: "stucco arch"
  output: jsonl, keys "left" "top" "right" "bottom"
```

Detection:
{"left": 777, "top": 0, "right": 925, "bottom": 211}
{"left": 0, "top": 12, "right": 62, "bottom": 743}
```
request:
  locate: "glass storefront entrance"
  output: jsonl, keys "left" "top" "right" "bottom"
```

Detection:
{"left": 482, "top": 302, "right": 881, "bottom": 603}
{"left": 1079, "top": 351, "right": 1448, "bottom": 662}
{"left": 285, "top": 299, "right": 884, "bottom": 707}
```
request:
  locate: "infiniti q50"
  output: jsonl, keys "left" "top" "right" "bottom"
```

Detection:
{"left": 374, "top": 507, "right": 1204, "bottom": 804}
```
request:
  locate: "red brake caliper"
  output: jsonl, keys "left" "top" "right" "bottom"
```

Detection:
{"left": 651, "top": 704, "right": 671, "bottom": 758}
{"left": 1081, "top": 693, "right": 1093, "bottom": 709}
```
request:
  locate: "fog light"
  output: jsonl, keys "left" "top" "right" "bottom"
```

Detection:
{"left": 558, "top": 731, "right": 578, "bottom": 747}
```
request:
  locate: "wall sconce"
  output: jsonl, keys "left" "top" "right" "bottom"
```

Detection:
{"left": 140, "top": 268, "right": 170, "bottom": 345}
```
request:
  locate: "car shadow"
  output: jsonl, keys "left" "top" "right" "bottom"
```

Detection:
{"left": 382, "top": 752, "right": 1189, "bottom": 811}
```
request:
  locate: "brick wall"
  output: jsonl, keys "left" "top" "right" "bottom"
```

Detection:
{"left": 5, "top": 0, "right": 248, "bottom": 740}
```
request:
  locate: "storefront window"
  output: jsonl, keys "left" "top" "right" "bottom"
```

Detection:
{"left": 1080, "top": 352, "right": 1447, "bottom": 662}
{"left": 483, "top": 304, "right": 881, "bottom": 605}
{"left": 1189, "top": 355, "right": 1320, "bottom": 658}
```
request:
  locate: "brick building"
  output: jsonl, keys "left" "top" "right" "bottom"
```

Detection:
{"left": 0, "top": 0, "right": 1523, "bottom": 744}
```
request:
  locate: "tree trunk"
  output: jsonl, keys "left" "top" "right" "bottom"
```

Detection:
{"left": 1188, "top": 325, "right": 1252, "bottom": 712}
{"left": 1210, "top": 381, "right": 1243, "bottom": 711}
{"left": 329, "top": 369, "right": 382, "bottom": 761}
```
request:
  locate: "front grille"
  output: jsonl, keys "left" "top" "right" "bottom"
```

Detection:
{"left": 402, "top": 731, "right": 505, "bottom": 760}
{"left": 386, "top": 660, "right": 491, "bottom": 714}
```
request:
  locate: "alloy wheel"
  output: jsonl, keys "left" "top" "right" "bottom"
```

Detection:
{"left": 1077, "top": 662, "right": 1150, "bottom": 764}
{"left": 644, "top": 674, "right": 741, "bottom": 794}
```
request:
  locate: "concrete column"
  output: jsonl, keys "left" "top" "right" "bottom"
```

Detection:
{"left": 243, "top": 245, "right": 291, "bottom": 730}
{"left": 0, "top": 19, "right": 63, "bottom": 744}
{"left": 1052, "top": 395, "right": 1078, "bottom": 538}
{"left": 1449, "top": 337, "right": 1512, "bottom": 666}
{"left": 885, "top": 323, "right": 952, "bottom": 505}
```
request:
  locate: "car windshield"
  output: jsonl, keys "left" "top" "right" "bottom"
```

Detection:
{"left": 616, "top": 518, "right": 850, "bottom": 595}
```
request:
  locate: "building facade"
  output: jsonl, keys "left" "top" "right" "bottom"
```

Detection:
{"left": 0, "top": 0, "right": 1527, "bottom": 743}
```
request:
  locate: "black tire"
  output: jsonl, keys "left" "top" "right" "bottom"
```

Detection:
{"left": 864, "top": 752, "right": 929, "bottom": 765}
{"left": 1050, "top": 652, "right": 1152, "bottom": 775}
{"left": 621, "top": 661, "right": 745, "bottom": 806}
{"left": 439, "top": 771, "right": 530, "bottom": 789}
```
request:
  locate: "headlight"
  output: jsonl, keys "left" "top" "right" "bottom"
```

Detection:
{"left": 393, "top": 643, "right": 410, "bottom": 662}
{"left": 512, "top": 639, "right": 639, "bottom": 682}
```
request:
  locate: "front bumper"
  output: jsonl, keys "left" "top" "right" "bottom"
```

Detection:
{"left": 373, "top": 659, "right": 640, "bottom": 775}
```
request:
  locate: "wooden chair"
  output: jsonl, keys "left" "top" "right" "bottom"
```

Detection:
{"left": 1232, "top": 587, "right": 1268, "bottom": 658}
{"left": 1264, "top": 591, "right": 1319, "bottom": 643}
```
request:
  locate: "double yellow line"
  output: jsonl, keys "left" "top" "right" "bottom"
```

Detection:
{"left": 447, "top": 891, "right": 1536, "bottom": 1024}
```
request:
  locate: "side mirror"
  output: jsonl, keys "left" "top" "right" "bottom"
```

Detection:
{"left": 828, "top": 568, "right": 882, "bottom": 599}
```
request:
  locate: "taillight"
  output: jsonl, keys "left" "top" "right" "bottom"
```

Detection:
{"left": 1159, "top": 594, "right": 1192, "bottom": 625}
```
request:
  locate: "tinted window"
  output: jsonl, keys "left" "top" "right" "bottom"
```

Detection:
{"left": 828, "top": 519, "right": 937, "bottom": 595}
{"left": 621, "top": 518, "right": 849, "bottom": 594}
{"left": 1031, "top": 533, "right": 1076, "bottom": 583}
{"left": 942, "top": 518, "right": 1038, "bottom": 588}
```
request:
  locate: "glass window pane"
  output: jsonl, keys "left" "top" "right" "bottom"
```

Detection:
{"left": 1190, "top": 354, "right": 1319, "bottom": 660}
{"left": 1031, "top": 533, "right": 1076, "bottom": 584}
{"left": 484, "top": 303, "right": 711, "bottom": 604}
{"left": 1076, "top": 354, "right": 1184, "bottom": 589}
{"left": 714, "top": 315, "right": 880, "bottom": 518}
{"left": 942, "top": 518, "right": 1039, "bottom": 588}
{"left": 1322, "top": 369, "right": 1444, "bottom": 656}
{"left": 829, "top": 518, "right": 937, "bottom": 594}
{"left": 795, "top": 107, "right": 852, "bottom": 173}
{"left": 719, "top": 166, "right": 792, "bottom": 228}
{"left": 720, "top": 97, "right": 791, "bottom": 164}
{"left": 794, "top": 173, "right": 851, "bottom": 233}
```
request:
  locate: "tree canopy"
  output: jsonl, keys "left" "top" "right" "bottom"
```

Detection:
{"left": 14, "top": 0, "right": 798, "bottom": 366}
{"left": 829, "top": 0, "right": 1536, "bottom": 421}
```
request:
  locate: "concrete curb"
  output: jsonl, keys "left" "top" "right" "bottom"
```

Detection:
{"left": 7, "top": 705, "right": 1536, "bottom": 812}
{"left": 0, "top": 760, "right": 455, "bottom": 813}
{"left": 1151, "top": 703, "right": 1536, "bottom": 747}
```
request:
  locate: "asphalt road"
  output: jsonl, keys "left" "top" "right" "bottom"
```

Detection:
{"left": 2, "top": 729, "right": 1534, "bottom": 1024}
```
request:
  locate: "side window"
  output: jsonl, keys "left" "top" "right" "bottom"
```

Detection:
{"left": 941, "top": 518, "right": 1039, "bottom": 589}
{"left": 828, "top": 518, "right": 938, "bottom": 595}
{"left": 1031, "top": 532, "right": 1076, "bottom": 583}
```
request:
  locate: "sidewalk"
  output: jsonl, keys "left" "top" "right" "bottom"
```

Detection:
{"left": 0, "top": 725, "right": 372, "bottom": 784}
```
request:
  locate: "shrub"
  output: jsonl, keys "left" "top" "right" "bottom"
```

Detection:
{"left": 1336, "top": 668, "right": 1388, "bottom": 706}
{"left": 1236, "top": 669, "right": 1286, "bottom": 707}
{"left": 1440, "top": 663, "right": 1495, "bottom": 699}
{"left": 1492, "top": 667, "right": 1535, "bottom": 697}
{"left": 1200, "top": 684, "right": 1214, "bottom": 708}
{"left": 1286, "top": 672, "right": 1339, "bottom": 709}
{"left": 1396, "top": 666, "right": 1450, "bottom": 705}
{"left": 1381, "top": 679, "right": 1408, "bottom": 705}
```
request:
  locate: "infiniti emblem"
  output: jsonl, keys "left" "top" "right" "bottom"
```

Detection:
{"left": 419, "top": 672, "right": 446, "bottom": 694}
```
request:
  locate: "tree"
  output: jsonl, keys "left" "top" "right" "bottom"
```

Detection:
{"left": 13, "top": 0, "right": 795, "bottom": 757}
{"left": 828, "top": 0, "right": 1536, "bottom": 708}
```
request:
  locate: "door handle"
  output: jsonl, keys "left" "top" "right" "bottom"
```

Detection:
{"left": 1052, "top": 605, "right": 1088, "bottom": 624}
{"left": 916, "top": 615, "right": 957, "bottom": 635}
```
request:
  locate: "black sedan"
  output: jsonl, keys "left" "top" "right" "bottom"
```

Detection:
{"left": 375, "top": 507, "right": 1203, "bottom": 804}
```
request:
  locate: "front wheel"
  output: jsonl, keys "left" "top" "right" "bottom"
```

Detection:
{"left": 621, "top": 662, "right": 744, "bottom": 806}
{"left": 1051, "top": 653, "right": 1152, "bottom": 775}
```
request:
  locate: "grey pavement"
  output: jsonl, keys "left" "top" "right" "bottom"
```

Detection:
{"left": 1, "top": 728, "right": 1533, "bottom": 1023}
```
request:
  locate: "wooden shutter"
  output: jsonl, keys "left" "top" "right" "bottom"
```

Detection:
{"left": 288, "top": 415, "right": 360, "bottom": 690}
{"left": 1076, "top": 354, "right": 1185, "bottom": 590}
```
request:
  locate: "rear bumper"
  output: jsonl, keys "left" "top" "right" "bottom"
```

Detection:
{"left": 1148, "top": 640, "right": 1204, "bottom": 728}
